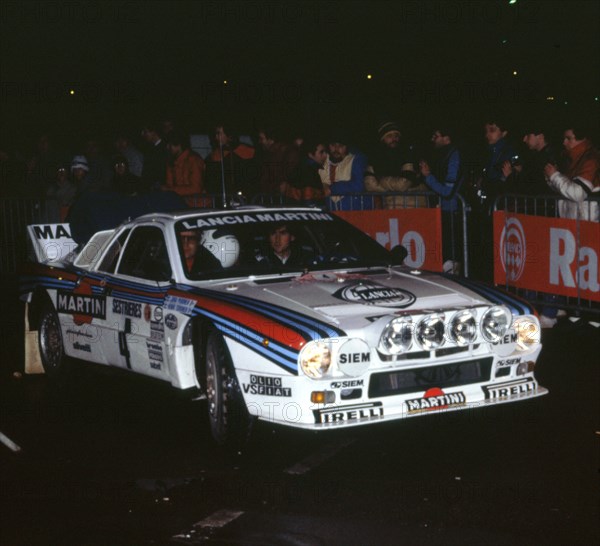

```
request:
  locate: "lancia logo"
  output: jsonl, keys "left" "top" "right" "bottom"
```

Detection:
{"left": 333, "top": 281, "right": 416, "bottom": 308}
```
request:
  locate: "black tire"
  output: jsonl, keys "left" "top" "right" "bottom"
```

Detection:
{"left": 38, "top": 300, "right": 67, "bottom": 378}
{"left": 204, "top": 329, "right": 253, "bottom": 448}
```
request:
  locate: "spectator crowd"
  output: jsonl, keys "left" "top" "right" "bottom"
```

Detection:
{"left": 2, "top": 117, "right": 597, "bottom": 216}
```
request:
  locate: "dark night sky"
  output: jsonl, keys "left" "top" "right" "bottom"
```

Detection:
{"left": 1, "top": 0, "right": 599, "bottom": 147}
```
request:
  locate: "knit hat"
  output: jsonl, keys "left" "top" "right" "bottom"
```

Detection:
{"left": 70, "top": 155, "right": 89, "bottom": 172}
{"left": 378, "top": 121, "right": 401, "bottom": 140}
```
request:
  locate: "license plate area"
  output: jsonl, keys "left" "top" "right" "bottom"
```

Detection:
{"left": 369, "top": 357, "right": 493, "bottom": 398}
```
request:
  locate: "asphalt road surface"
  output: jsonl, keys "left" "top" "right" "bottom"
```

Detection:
{"left": 1, "top": 316, "right": 598, "bottom": 546}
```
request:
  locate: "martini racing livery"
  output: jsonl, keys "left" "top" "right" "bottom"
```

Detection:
{"left": 20, "top": 207, "right": 547, "bottom": 445}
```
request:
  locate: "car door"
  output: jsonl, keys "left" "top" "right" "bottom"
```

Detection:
{"left": 104, "top": 225, "right": 173, "bottom": 380}
{"left": 93, "top": 228, "right": 132, "bottom": 368}
{"left": 57, "top": 229, "right": 118, "bottom": 366}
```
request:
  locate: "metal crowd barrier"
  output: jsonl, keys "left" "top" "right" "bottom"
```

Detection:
{"left": 494, "top": 193, "right": 599, "bottom": 317}
{"left": 495, "top": 192, "right": 600, "bottom": 219}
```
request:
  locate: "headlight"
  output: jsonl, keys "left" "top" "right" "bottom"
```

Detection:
{"left": 299, "top": 341, "right": 332, "bottom": 379}
{"left": 481, "top": 306, "right": 511, "bottom": 342}
{"left": 379, "top": 317, "right": 413, "bottom": 354}
{"left": 416, "top": 314, "right": 445, "bottom": 349}
{"left": 448, "top": 310, "right": 477, "bottom": 346}
{"left": 513, "top": 316, "right": 541, "bottom": 352}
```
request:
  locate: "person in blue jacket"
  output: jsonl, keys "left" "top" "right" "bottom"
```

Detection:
{"left": 480, "top": 118, "right": 517, "bottom": 209}
{"left": 419, "top": 127, "right": 464, "bottom": 273}
{"left": 67, "top": 185, "right": 186, "bottom": 247}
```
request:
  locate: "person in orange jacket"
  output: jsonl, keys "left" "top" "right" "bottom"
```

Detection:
{"left": 163, "top": 131, "right": 208, "bottom": 207}
{"left": 205, "top": 124, "right": 257, "bottom": 200}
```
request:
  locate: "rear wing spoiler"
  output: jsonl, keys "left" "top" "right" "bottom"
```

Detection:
{"left": 26, "top": 223, "right": 78, "bottom": 264}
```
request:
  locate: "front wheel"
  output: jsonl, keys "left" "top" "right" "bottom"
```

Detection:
{"left": 38, "top": 301, "right": 67, "bottom": 377}
{"left": 204, "top": 330, "right": 254, "bottom": 448}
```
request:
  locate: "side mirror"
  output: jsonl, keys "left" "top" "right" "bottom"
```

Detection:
{"left": 389, "top": 245, "right": 408, "bottom": 265}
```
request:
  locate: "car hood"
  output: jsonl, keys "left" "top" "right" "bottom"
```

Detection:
{"left": 201, "top": 268, "right": 491, "bottom": 333}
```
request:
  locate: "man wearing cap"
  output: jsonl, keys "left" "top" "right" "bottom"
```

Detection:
{"left": 70, "top": 155, "right": 90, "bottom": 189}
{"left": 500, "top": 125, "right": 558, "bottom": 198}
{"left": 364, "top": 121, "right": 426, "bottom": 208}
{"left": 318, "top": 132, "right": 371, "bottom": 211}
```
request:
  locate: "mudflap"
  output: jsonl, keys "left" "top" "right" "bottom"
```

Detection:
{"left": 24, "top": 303, "right": 44, "bottom": 374}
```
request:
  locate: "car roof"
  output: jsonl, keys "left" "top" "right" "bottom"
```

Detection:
{"left": 131, "top": 206, "right": 325, "bottom": 224}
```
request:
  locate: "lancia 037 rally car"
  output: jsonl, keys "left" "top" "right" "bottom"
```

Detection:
{"left": 20, "top": 207, "right": 547, "bottom": 445}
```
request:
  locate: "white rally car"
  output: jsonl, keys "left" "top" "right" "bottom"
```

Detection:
{"left": 21, "top": 207, "right": 547, "bottom": 446}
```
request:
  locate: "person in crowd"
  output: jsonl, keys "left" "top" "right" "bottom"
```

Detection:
{"left": 494, "top": 124, "right": 561, "bottom": 325}
{"left": 163, "top": 131, "right": 206, "bottom": 206}
{"left": 419, "top": 127, "right": 464, "bottom": 273}
{"left": 478, "top": 118, "right": 517, "bottom": 208}
{"left": 256, "top": 125, "right": 294, "bottom": 194}
{"left": 46, "top": 162, "right": 77, "bottom": 209}
{"left": 114, "top": 133, "right": 144, "bottom": 178}
{"left": 544, "top": 124, "right": 599, "bottom": 221}
{"left": 205, "top": 123, "right": 257, "bottom": 199}
{"left": 282, "top": 137, "right": 327, "bottom": 205}
{"left": 26, "top": 133, "right": 60, "bottom": 197}
{"left": 162, "top": 118, "right": 176, "bottom": 138}
{"left": 141, "top": 121, "right": 168, "bottom": 190}
{"left": 285, "top": 130, "right": 305, "bottom": 178}
{"left": 364, "top": 120, "right": 426, "bottom": 208}
{"left": 67, "top": 153, "right": 120, "bottom": 246}
{"left": 112, "top": 155, "right": 145, "bottom": 196}
{"left": 502, "top": 125, "right": 559, "bottom": 196}
{"left": 83, "top": 138, "right": 113, "bottom": 191}
{"left": 67, "top": 172, "right": 185, "bottom": 247}
{"left": 319, "top": 131, "right": 372, "bottom": 211}
{"left": 467, "top": 117, "right": 517, "bottom": 282}
{"left": 0, "top": 145, "right": 27, "bottom": 198}
{"left": 70, "top": 155, "right": 90, "bottom": 190}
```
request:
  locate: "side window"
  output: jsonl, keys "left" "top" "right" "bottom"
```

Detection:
{"left": 117, "top": 226, "right": 172, "bottom": 282}
{"left": 97, "top": 229, "right": 131, "bottom": 273}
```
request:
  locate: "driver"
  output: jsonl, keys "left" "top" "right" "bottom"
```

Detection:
{"left": 256, "top": 223, "right": 305, "bottom": 266}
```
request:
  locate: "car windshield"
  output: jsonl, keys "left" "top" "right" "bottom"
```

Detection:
{"left": 174, "top": 210, "right": 395, "bottom": 280}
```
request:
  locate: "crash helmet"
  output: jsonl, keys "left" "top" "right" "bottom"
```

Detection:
{"left": 200, "top": 228, "right": 240, "bottom": 268}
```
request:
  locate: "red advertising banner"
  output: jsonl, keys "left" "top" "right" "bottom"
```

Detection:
{"left": 493, "top": 211, "right": 600, "bottom": 302}
{"left": 335, "top": 209, "right": 443, "bottom": 271}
